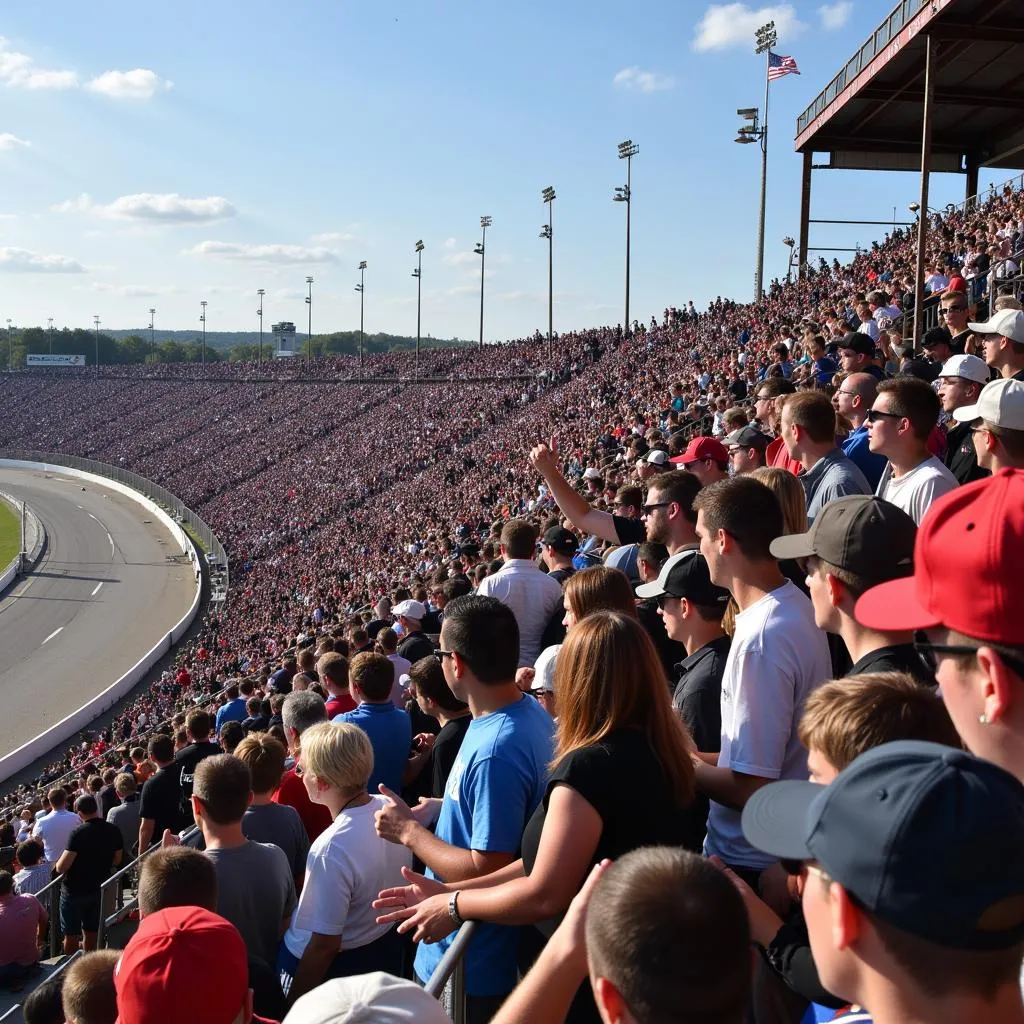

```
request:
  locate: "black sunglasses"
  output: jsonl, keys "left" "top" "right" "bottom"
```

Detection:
{"left": 641, "top": 501, "right": 672, "bottom": 514}
{"left": 913, "top": 630, "right": 1024, "bottom": 678}
{"left": 433, "top": 649, "right": 458, "bottom": 663}
{"left": 865, "top": 408, "right": 903, "bottom": 424}
{"left": 940, "top": 305, "right": 967, "bottom": 314}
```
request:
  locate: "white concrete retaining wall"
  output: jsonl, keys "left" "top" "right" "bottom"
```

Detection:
{"left": 0, "top": 459, "right": 203, "bottom": 783}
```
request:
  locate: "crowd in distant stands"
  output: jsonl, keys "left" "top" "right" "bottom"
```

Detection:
{"left": 0, "top": 181, "right": 1023, "bottom": 1023}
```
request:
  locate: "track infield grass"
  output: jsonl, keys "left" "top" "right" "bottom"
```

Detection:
{"left": 0, "top": 499, "right": 20, "bottom": 570}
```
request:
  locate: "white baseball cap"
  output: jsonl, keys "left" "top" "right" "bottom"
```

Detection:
{"left": 968, "top": 308, "right": 1024, "bottom": 344}
{"left": 954, "top": 378, "right": 1024, "bottom": 430}
{"left": 392, "top": 599, "right": 426, "bottom": 621}
{"left": 938, "top": 354, "right": 990, "bottom": 385}
{"left": 582, "top": 467, "right": 602, "bottom": 480}
{"left": 531, "top": 644, "right": 561, "bottom": 694}
{"left": 643, "top": 449, "right": 670, "bottom": 466}
{"left": 281, "top": 973, "right": 450, "bottom": 1023}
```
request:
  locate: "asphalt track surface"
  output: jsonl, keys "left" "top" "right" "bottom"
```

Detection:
{"left": 0, "top": 467, "right": 197, "bottom": 756}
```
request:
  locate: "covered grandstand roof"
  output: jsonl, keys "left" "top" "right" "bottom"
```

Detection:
{"left": 795, "top": 0, "right": 1024, "bottom": 173}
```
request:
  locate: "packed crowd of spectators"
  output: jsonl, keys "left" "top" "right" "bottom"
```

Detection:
{"left": 0, "top": 180, "right": 1023, "bottom": 1023}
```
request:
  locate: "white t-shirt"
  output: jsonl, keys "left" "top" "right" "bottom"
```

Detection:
{"left": 387, "top": 652, "right": 412, "bottom": 704}
{"left": 32, "top": 809, "right": 81, "bottom": 864}
{"left": 876, "top": 456, "right": 959, "bottom": 525}
{"left": 705, "top": 581, "right": 831, "bottom": 870}
{"left": 283, "top": 795, "right": 411, "bottom": 959}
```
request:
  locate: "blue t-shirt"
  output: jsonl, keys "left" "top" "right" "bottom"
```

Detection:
{"left": 336, "top": 702, "right": 411, "bottom": 796}
{"left": 841, "top": 424, "right": 888, "bottom": 491}
{"left": 414, "top": 695, "right": 555, "bottom": 997}
{"left": 215, "top": 698, "right": 247, "bottom": 734}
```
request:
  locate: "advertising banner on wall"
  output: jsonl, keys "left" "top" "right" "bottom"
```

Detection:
{"left": 26, "top": 354, "right": 86, "bottom": 367}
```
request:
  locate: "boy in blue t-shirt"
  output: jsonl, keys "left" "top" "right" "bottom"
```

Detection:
{"left": 336, "top": 652, "right": 411, "bottom": 796}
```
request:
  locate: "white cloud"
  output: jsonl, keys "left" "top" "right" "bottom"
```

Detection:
{"left": 613, "top": 67, "right": 675, "bottom": 93}
{"left": 86, "top": 282, "right": 181, "bottom": 297}
{"left": 692, "top": 4, "right": 805, "bottom": 51}
{"left": 818, "top": 2, "right": 853, "bottom": 30}
{"left": 185, "top": 241, "right": 339, "bottom": 265}
{"left": 310, "top": 231, "right": 355, "bottom": 244}
{"left": 0, "top": 37, "right": 79, "bottom": 90}
{"left": 0, "top": 246, "right": 86, "bottom": 273}
{"left": 0, "top": 132, "right": 30, "bottom": 149}
{"left": 443, "top": 237, "right": 457, "bottom": 250}
{"left": 443, "top": 251, "right": 480, "bottom": 267}
{"left": 86, "top": 69, "right": 172, "bottom": 99}
{"left": 53, "top": 192, "right": 235, "bottom": 223}
{"left": 0, "top": 39, "right": 167, "bottom": 98}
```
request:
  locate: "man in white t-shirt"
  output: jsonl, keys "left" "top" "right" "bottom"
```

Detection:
{"left": 868, "top": 377, "right": 959, "bottom": 524}
{"left": 31, "top": 788, "right": 81, "bottom": 864}
{"left": 691, "top": 477, "right": 831, "bottom": 882}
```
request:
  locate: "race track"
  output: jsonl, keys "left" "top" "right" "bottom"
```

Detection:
{"left": 0, "top": 467, "right": 197, "bottom": 754}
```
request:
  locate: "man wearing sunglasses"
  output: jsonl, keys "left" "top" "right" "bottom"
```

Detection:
{"left": 867, "top": 378, "right": 958, "bottom": 525}
{"left": 855, "top": 469, "right": 1024, "bottom": 785}
{"left": 938, "top": 290, "right": 973, "bottom": 353}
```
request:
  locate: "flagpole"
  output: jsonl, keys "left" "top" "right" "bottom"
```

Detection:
{"left": 754, "top": 21, "right": 776, "bottom": 300}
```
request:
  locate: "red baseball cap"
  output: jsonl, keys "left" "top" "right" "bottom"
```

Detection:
{"left": 115, "top": 907, "right": 248, "bottom": 1024}
{"left": 855, "top": 469, "right": 1024, "bottom": 644}
{"left": 670, "top": 436, "right": 729, "bottom": 466}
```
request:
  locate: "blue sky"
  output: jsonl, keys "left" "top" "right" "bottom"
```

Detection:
{"left": 0, "top": 1, "right": 1014, "bottom": 341}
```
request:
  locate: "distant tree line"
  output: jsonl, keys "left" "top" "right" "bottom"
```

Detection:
{"left": 0, "top": 326, "right": 473, "bottom": 370}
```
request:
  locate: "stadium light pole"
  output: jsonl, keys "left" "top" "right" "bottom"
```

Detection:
{"left": 6, "top": 318, "right": 11, "bottom": 370}
{"left": 413, "top": 240, "right": 424, "bottom": 372}
{"left": 199, "top": 300, "right": 207, "bottom": 367}
{"left": 148, "top": 308, "right": 156, "bottom": 363}
{"left": 753, "top": 20, "right": 777, "bottom": 300}
{"left": 782, "top": 236, "right": 796, "bottom": 284}
{"left": 257, "top": 288, "right": 265, "bottom": 364}
{"left": 48, "top": 316, "right": 54, "bottom": 354}
{"left": 93, "top": 315, "right": 101, "bottom": 373}
{"left": 305, "top": 276, "right": 314, "bottom": 363}
{"left": 541, "top": 186, "right": 555, "bottom": 362}
{"left": 613, "top": 140, "right": 638, "bottom": 339}
{"left": 474, "top": 216, "right": 491, "bottom": 350}
{"left": 355, "top": 261, "right": 367, "bottom": 370}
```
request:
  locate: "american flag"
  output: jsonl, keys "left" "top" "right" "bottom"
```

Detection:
{"left": 767, "top": 51, "right": 800, "bottom": 81}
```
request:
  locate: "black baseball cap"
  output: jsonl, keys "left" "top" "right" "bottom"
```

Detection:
{"left": 840, "top": 331, "right": 874, "bottom": 357}
{"left": 542, "top": 526, "right": 578, "bottom": 556}
{"left": 635, "top": 550, "right": 730, "bottom": 606}
{"left": 742, "top": 741, "right": 1024, "bottom": 950}
{"left": 769, "top": 496, "right": 916, "bottom": 586}
{"left": 724, "top": 425, "right": 772, "bottom": 450}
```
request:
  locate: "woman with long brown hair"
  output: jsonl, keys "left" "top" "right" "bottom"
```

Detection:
{"left": 374, "top": 610, "right": 702, "bottom": 1022}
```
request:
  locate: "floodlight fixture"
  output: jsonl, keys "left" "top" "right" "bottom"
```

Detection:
{"left": 617, "top": 139, "right": 639, "bottom": 159}
{"left": 542, "top": 186, "right": 556, "bottom": 204}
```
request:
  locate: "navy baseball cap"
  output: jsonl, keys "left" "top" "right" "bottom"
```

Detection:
{"left": 742, "top": 741, "right": 1024, "bottom": 951}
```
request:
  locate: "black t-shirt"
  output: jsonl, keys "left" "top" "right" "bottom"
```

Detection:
{"left": 139, "top": 765, "right": 184, "bottom": 840}
{"left": 548, "top": 567, "right": 576, "bottom": 587}
{"left": 398, "top": 631, "right": 436, "bottom": 665}
{"left": 521, "top": 729, "right": 704, "bottom": 938}
{"left": 63, "top": 818, "right": 123, "bottom": 894}
{"left": 847, "top": 644, "right": 935, "bottom": 688}
{"left": 612, "top": 514, "right": 645, "bottom": 546}
{"left": 174, "top": 741, "right": 221, "bottom": 823}
{"left": 431, "top": 716, "right": 472, "bottom": 799}
{"left": 672, "top": 635, "right": 731, "bottom": 755}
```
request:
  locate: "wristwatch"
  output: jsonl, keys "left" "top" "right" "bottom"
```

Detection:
{"left": 448, "top": 890, "right": 464, "bottom": 926}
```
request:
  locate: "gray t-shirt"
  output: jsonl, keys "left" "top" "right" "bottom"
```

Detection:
{"left": 242, "top": 802, "right": 310, "bottom": 881}
{"left": 205, "top": 841, "right": 297, "bottom": 968}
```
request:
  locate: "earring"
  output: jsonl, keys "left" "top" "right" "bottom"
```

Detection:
{"left": 979, "top": 713, "right": 989, "bottom": 725}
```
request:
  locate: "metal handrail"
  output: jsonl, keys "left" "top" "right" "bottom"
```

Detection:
{"left": 424, "top": 920, "right": 477, "bottom": 1024}
{"left": 95, "top": 825, "right": 201, "bottom": 947}
{"left": 32, "top": 872, "right": 66, "bottom": 959}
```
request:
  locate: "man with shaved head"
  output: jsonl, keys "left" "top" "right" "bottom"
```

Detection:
{"left": 835, "top": 371, "right": 887, "bottom": 489}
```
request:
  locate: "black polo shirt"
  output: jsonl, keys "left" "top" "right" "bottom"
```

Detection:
{"left": 847, "top": 643, "right": 935, "bottom": 688}
{"left": 671, "top": 634, "right": 732, "bottom": 755}
{"left": 943, "top": 420, "right": 989, "bottom": 486}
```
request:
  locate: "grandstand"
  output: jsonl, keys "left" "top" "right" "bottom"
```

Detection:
{"left": 2, "top": 8, "right": 1024, "bottom": 1019}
